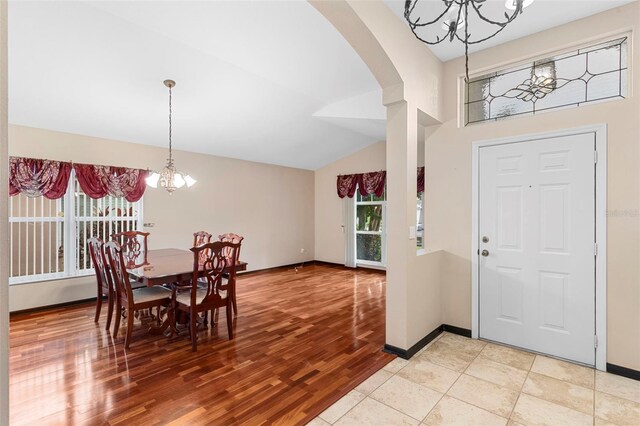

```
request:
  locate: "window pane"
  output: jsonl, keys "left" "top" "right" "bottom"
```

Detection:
{"left": 356, "top": 234, "right": 382, "bottom": 262}
{"left": 356, "top": 205, "right": 383, "bottom": 232}
{"left": 465, "top": 36, "right": 628, "bottom": 125}
{"left": 9, "top": 193, "right": 64, "bottom": 280}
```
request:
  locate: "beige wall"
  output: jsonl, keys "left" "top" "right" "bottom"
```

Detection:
{"left": 9, "top": 124, "right": 315, "bottom": 311}
{"left": 426, "top": 3, "right": 640, "bottom": 370}
{"left": 314, "top": 141, "right": 386, "bottom": 264}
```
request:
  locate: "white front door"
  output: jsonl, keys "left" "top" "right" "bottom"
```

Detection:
{"left": 478, "top": 133, "right": 596, "bottom": 365}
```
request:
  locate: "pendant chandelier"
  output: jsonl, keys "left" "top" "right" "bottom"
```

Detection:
{"left": 404, "top": 0, "right": 535, "bottom": 82}
{"left": 145, "top": 79, "right": 196, "bottom": 194}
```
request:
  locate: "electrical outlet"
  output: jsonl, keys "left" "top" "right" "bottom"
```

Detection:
{"left": 300, "top": 248, "right": 306, "bottom": 253}
{"left": 144, "top": 222, "right": 155, "bottom": 228}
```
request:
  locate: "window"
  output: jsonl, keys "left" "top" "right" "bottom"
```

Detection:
{"left": 9, "top": 172, "right": 143, "bottom": 284}
{"left": 355, "top": 189, "right": 386, "bottom": 266}
{"left": 465, "top": 36, "right": 628, "bottom": 125}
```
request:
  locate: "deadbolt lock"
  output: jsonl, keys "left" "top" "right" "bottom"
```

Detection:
{"left": 482, "top": 236, "right": 489, "bottom": 243}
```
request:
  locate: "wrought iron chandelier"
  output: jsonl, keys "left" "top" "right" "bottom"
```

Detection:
{"left": 404, "top": 0, "right": 535, "bottom": 82}
{"left": 146, "top": 79, "right": 196, "bottom": 194}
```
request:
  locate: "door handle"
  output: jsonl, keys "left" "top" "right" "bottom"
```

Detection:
{"left": 481, "top": 249, "right": 489, "bottom": 257}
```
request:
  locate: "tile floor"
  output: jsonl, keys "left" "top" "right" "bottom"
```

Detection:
{"left": 309, "top": 333, "right": 640, "bottom": 426}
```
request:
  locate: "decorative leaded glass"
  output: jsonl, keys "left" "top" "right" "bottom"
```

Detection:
{"left": 465, "top": 37, "right": 628, "bottom": 125}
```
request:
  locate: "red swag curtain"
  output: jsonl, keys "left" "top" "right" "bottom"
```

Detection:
{"left": 74, "top": 164, "right": 148, "bottom": 202}
{"left": 358, "top": 171, "right": 386, "bottom": 197}
{"left": 336, "top": 167, "right": 425, "bottom": 198}
{"left": 336, "top": 174, "right": 359, "bottom": 198}
{"left": 9, "top": 157, "right": 72, "bottom": 199}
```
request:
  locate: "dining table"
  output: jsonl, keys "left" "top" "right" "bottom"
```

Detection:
{"left": 126, "top": 248, "right": 248, "bottom": 334}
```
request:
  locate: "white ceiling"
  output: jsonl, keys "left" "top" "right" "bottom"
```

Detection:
{"left": 9, "top": 0, "right": 635, "bottom": 170}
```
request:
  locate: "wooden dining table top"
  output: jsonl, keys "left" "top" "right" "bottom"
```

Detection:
{"left": 127, "top": 248, "right": 248, "bottom": 287}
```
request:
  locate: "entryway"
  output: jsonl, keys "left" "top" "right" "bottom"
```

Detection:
{"left": 472, "top": 126, "right": 607, "bottom": 368}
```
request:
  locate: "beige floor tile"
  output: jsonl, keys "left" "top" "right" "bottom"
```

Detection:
{"left": 595, "top": 390, "right": 640, "bottom": 425}
{"left": 438, "top": 333, "right": 487, "bottom": 356}
{"left": 521, "top": 371, "right": 594, "bottom": 415}
{"left": 479, "top": 343, "right": 535, "bottom": 371}
{"left": 355, "top": 369, "right": 394, "bottom": 395}
{"left": 318, "top": 390, "right": 366, "bottom": 424}
{"left": 383, "top": 357, "right": 410, "bottom": 373}
{"left": 511, "top": 394, "right": 593, "bottom": 426}
{"left": 506, "top": 421, "right": 526, "bottom": 426}
{"left": 530, "top": 355, "right": 595, "bottom": 389}
{"left": 397, "top": 358, "right": 460, "bottom": 393}
{"left": 465, "top": 357, "right": 528, "bottom": 391}
{"left": 596, "top": 371, "right": 640, "bottom": 404}
{"left": 418, "top": 341, "right": 477, "bottom": 373}
{"left": 334, "top": 397, "right": 419, "bottom": 426}
{"left": 370, "top": 375, "right": 443, "bottom": 421}
{"left": 593, "top": 418, "right": 616, "bottom": 426}
{"left": 422, "top": 395, "right": 507, "bottom": 426}
{"left": 446, "top": 374, "right": 519, "bottom": 418}
{"left": 306, "top": 417, "right": 331, "bottom": 426}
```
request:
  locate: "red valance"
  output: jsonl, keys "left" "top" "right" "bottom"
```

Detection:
{"left": 9, "top": 157, "right": 148, "bottom": 201}
{"left": 74, "top": 163, "right": 148, "bottom": 202}
{"left": 337, "top": 174, "right": 359, "bottom": 198}
{"left": 358, "top": 171, "right": 386, "bottom": 197}
{"left": 337, "top": 167, "right": 425, "bottom": 198}
{"left": 9, "top": 157, "right": 72, "bottom": 199}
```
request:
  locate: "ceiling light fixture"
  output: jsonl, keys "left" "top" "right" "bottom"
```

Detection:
{"left": 146, "top": 79, "right": 196, "bottom": 194}
{"left": 404, "top": 0, "right": 534, "bottom": 82}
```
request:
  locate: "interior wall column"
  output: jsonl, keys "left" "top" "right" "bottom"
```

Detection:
{"left": 385, "top": 99, "right": 418, "bottom": 350}
{"left": 0, "top": 0, "right": 9, "bottom": 422}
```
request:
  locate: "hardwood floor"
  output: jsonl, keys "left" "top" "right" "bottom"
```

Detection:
{"left": 9, "top": 264, "right": 393, "bottom": 425}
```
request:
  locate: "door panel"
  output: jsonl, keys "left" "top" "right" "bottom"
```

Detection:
{"left": 479, "top": 133, "right": 596, "bottom": 365}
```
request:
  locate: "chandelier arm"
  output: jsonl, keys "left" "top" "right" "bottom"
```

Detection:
{"left": 470, "top": 0, "right": 522, "bottom": 27}
{"left": 404, "top": 0, "right": 453, "bottom": 29}
{"left": 452, "top": 21, "right": 511, "bottom": 45}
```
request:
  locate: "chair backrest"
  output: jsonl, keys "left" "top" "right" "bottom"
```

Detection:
{"left": 193, "top": 231, "right": 212, "bottom": 246}
{"left": 111, "top": 230, "right": 149, "bottom": 268}
{"left": 87, "top": 237, "right": 113, "bottom": 295}
{"left": 218, "top": 233, "right": 244, "bottom": 263}
{"left": 104, "top": 241, "right": 135, "bottom": 308}
{"left": 190, "top": 241, "right": 240, "bottom": 309}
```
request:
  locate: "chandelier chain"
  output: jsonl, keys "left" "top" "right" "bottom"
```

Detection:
{"left": 168, "top": 85, "right": 172, "bottom": 163}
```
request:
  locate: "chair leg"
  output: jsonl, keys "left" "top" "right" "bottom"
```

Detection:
{"left": 226, "top": 303, "right": 233, "bottom": 340}
{"left": 191, "top": 311, "right": 198, "bottom": 352}
{"left": 105, "top": 295, "right": 114, "bottom": 331}
{"left": 94, "top": 292, "right": 103, "bottom": 322}
{"left": 113, "top": 304, "right": 122, "bottom": 338}
{"left": 231, "top": 286, "right": 238, "bottom": 317}
{"left": 124, "top": 309, "right": 134, "bottom": 349}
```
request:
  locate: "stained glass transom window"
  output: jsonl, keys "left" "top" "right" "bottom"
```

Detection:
{"left": 465, "top": 37, "right": 628, "bottom": 125}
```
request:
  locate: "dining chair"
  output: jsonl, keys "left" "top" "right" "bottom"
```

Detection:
{"left": 218, "top": 233, "right": 244, "bottom": 316}
{"left": 173, "top": 241, "right": 240, "bottom": 351}
{"left": 111, "top": 230, "right": 150, "bottom": 269}
{"left": 104, "top": 241, "right": 171, "bottom": 349}
{"left": 88, "top": 237, "right": 115, "bottom": 331}
{"left": 193, "top": 231, "right": 212, "bottom": 246}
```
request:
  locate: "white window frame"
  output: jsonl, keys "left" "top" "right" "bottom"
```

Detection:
{"left": 9, "top": 170, "right": 144, "bottom": 285}
{"left": 355, "top": 193, "right": 386, "bottom": 268}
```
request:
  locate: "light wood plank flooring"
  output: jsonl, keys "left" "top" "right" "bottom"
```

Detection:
{"left": 10, "top": 264, "right": 392, "bottom": 425}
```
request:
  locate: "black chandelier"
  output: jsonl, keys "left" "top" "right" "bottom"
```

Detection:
{"left": 404, "top": 0, "right": 534, "bottom": 82}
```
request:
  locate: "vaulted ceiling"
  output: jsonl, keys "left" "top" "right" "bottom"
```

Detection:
{"left": 9, "top": 0, "right": 633, "bottom": 170}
